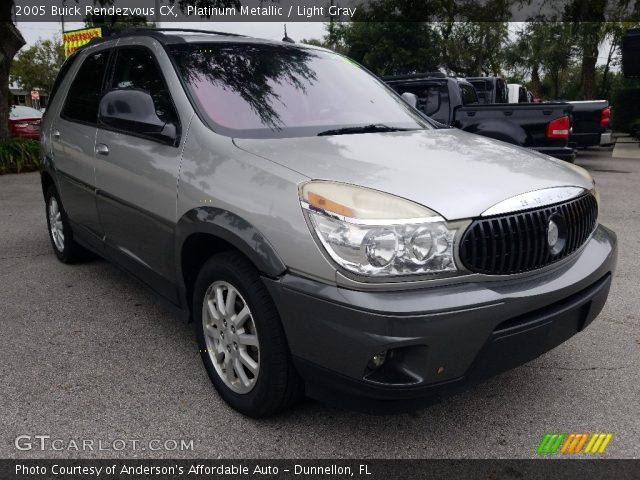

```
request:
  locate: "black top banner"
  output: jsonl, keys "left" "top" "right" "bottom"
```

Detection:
{"left": 10, "top": 0, "right": 640, "bottom": 22}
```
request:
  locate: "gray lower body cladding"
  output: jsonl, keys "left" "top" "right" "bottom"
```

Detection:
{"left": 263, "top": 225, "right": 617, "bottom": 412}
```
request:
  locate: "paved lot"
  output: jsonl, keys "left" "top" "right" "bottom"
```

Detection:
{"left": 1, "top": 148, "right": 638, "bottom": 459}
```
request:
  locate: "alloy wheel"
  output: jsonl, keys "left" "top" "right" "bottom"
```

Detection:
{"left": 48, "top": 197, "right": 65, "bottom": 252}
{"left": 202, "top": 281, "right": 260, "bottom": 394}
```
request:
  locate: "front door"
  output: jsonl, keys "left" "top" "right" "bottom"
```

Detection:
{"left": 94, "top": 46, "right": 183, "bottom": 303}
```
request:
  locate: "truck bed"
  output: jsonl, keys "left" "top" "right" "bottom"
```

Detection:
{"left": 568, "top": 100, "right": 612, "bottom": 148}
{"left": 385, "top": 75, "right": 576, "bottom": 162}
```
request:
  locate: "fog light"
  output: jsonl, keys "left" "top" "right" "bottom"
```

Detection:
{"left": 368, "top": 351, "right": 387, "bottom": 369}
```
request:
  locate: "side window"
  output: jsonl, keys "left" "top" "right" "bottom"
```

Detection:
{"left": 401, "top": 84, "right": 442, "bottom": 116}
{"left": 518, "top": 87, "right": 528, "bottom": 103}
{"left": 111, "top": 47, "right": 177, "bottom": 124}
{"left": 45, "top": 54, "right": 78, "bottom": 115}
{"left": 469, "top": 82, "right": 487, "bottom": 103}
{"left": 496, "top": 79, "right": 508, "bottom": 103}
{"left": 61, "top": 50, "right": 109, "bottom": 124}
{"left": 460, "top": 84, "right": 478, "bottom": 105}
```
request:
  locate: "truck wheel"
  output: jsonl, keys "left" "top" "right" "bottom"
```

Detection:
{"left": 45, "top": 185, "right": 84, "bottom": 263}
{"left": 193, "top": 251, "right": 303, "bottom": 417}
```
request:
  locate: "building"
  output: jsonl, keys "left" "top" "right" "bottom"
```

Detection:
{"left": 9, "top": 82, "right": 48, "bottom": 110}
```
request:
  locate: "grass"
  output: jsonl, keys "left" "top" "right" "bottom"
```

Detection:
{"left": 0, "top": 137, "right": 40, "bottom": 174}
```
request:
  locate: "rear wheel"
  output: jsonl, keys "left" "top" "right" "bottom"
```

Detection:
{"left": 193, "top": 251, "right": 303, "bottom": 417}
{"left": 45, "top": 185, "right": 84, "bottom": 263}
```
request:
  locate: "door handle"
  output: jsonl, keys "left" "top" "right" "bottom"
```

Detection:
{"left": 95, "top": 144, "right": 109, "bottom": 156}
{"left": 52, "top": 130, "right": 60, "bottom": 139}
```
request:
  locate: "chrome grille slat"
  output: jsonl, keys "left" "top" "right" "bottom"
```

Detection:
{"left": 460, "top": 193, "right": 598, "bottom": 275}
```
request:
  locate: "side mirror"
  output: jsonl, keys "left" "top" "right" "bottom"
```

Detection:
{"left": 401, "top": 92, "right": 418, "bottom": 108}
{"left": 98, "top": 89, "right": 177, "bottom": 143}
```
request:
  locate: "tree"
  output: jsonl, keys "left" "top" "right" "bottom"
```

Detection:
{"left": 570, "top": 22, "right": 606, "bottom": 99}
{"left": 321, "top": 0, "right": 513, "bottom": 77}
{"left": 563, "top": 1, "right": 611, "bottom": 99}
{"left": 505, "top": 23, "right": 553, "bottom": 97}
{"left": 541, "top": 23, "right": 576, "bottom": 99}
{"left": 330, "top": 22, "right": 441, "bottom": 76}
{"left": 0, "top": 3, "right": 26, "bottom": 141}
{"left": 10, "top": 40, "right": 65, "bottom": 97}
{"left": 439, "top": 22, "right": 509, "bottom": 76}
{"left": 599, "top": 21, "right": 638, "bottom": 98}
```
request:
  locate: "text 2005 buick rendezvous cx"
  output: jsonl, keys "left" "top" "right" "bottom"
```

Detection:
{"left": 40, "top": 29, "right": 617, "bottom": 417}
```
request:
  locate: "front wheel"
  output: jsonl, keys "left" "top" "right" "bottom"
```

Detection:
{"left": 193, "top": 252, "right": 303, "bottom": 417}
{"left": 45, "top": 185, "right": 84, "bottom": 263}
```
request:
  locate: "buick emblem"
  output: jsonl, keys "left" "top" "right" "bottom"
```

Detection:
{"left": 546, "top": 215, "right": 567, "bottom": 255}
{"left": 547, "top": 219, "right": 559, "bottom": 248}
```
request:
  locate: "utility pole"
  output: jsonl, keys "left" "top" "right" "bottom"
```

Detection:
{"left": 155, "top": 0, "right": 161, "bottom": 27}
{"left": 60, "top": 0, "right": 66, "bottom": 35}
{"left": 328, "top": 0, "right": 336, "bottom": 50}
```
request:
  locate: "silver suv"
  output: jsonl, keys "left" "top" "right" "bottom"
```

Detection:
{"left": 41, "top": 29, "right": 617, "bottom": 417}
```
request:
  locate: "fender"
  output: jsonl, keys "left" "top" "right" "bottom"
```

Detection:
{"left": 175, "top": 206, "right": 287, "bottom": 281}
{"left": 40, "top": 155, "right": 60, "bottom": 198}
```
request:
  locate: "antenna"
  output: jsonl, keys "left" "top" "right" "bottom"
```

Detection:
{"left": 282, "top": 24, "right": 295, "bottom": 43}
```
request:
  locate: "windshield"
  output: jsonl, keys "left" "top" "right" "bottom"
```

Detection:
{"left": 168, "top": 42, "right": 431, "bottom": 139}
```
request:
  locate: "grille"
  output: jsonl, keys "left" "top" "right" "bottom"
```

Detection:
{"left": 459, "top": 193, "right": 598, "bottom": 275}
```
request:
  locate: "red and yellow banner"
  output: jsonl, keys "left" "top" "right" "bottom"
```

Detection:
{"left": 63, "top": 27, "right": 102, "bottom": 57}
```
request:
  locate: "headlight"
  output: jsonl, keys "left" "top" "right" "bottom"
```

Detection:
{"left": 591, "top": 178, "right": 601, "bottom": 209}
{"left": 300, "top": 181, "right": 457, "bottom": 277}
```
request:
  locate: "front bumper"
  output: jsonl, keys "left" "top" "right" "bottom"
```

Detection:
{"left": 263, "top": 225, "right": 617, "bottom": 412}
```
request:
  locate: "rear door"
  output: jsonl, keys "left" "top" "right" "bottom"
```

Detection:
{"left": 50, "top": 47, "right": 111, "bottom": 249}
{"left": 93, "top": 45, "right": 184, "bottom": 303}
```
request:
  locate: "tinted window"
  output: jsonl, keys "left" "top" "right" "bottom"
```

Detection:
{"left": 62, "top": 50, "right": 109, "bottom": 124}
{"left": 168, "top": 43, "right": 430, "bottom": 139}
{"left": 111, "top": 48, "right": 177, "bottom": 123}
{"left": 460, "top": 84, "right": 478, "bottom": 105}
{"left": 518, "top": 87, "right": 528, "bottom": 103}
{"left": 496, "top": 79, "right": 508, "bottom": 103}
{"left": 468, "top": 80, "right": 489, "bottom": 104}
{"left": 46, "top": 54, "right": 78, "bottom": 116}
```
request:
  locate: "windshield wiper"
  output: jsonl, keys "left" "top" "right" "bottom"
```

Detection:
{"left": 317, "top": 124, "right": 413, "bottom": 136}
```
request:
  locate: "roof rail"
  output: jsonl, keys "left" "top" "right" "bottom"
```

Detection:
{"left": 79, "top": 26, "right": 247, "bottom": 51}
{"left": 122, "top": 27, "right": 246, "bottom": 37}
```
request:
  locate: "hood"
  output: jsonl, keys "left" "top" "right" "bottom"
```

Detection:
{"left": 234, "top": 129, "right": 592, "bottom": 220}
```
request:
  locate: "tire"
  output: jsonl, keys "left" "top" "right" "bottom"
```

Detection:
{"left": 193, "top": 251, "right": 303, "bottom": 417}
{"left": 45, "top": 185, "right": 84, "bottom": 263}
